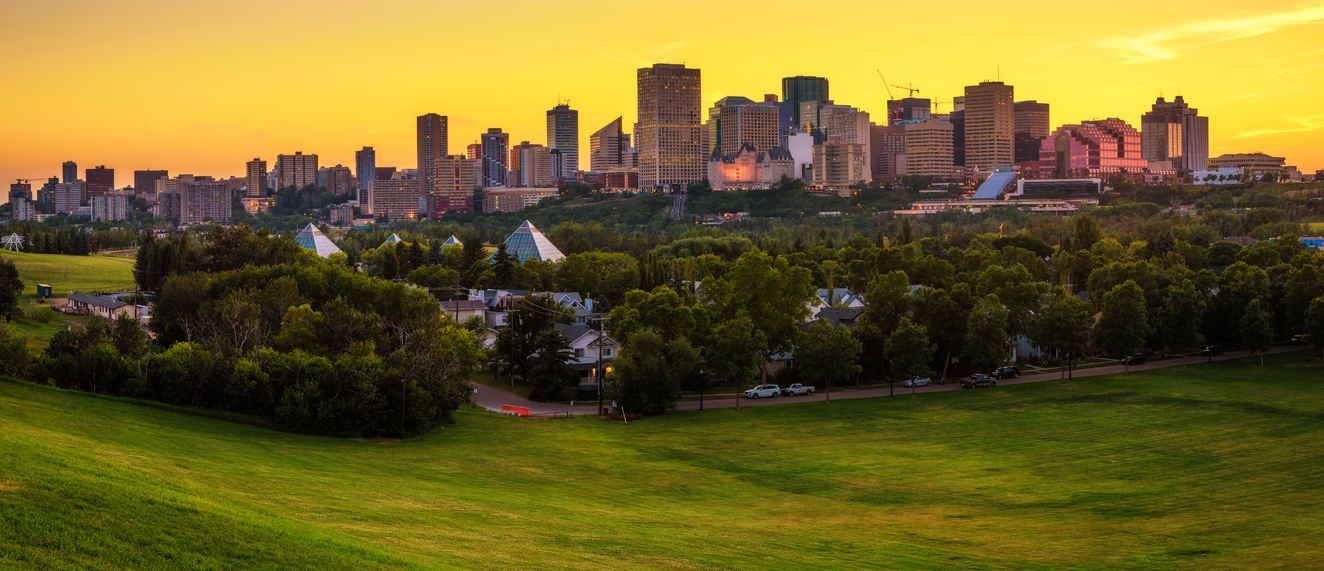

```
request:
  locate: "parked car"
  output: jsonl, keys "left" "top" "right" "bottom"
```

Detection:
{"left": 1121, "top": 353, "right": 1146, "bottom": 365}
{"left": 1290, "top": 334, "right": 1311, "bottom": 345}
{"left": 744, "top": 384, "right": 781, "bottom": 399}
{"left": 1201, "top": 345, "right": 1224, "bottom": 356}
{"left": 990, "top": 366, "right": 1020, "bottom": 380}
{"left": 961, "top": 374, "right": 996, "bottom": 388}
{"left": 902, "top": 376, "right": 934, "bottom": 388}
{"left": 780, "top": 383, "right": 815, "bottom": 396}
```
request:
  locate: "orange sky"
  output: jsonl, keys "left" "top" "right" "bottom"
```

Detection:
{"left": 3, "top": 0, "right": 1322, "bottom": 194}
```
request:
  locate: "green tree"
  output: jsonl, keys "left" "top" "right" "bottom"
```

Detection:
{"left": 912, "top": 284, "right": 972, "bottom": 380}
{"left": 492, "top": 243, "right": 516, "bottom": 288}
{"left": 527, "top": 330, "right": 577, "bottom": 402}
{"left": 1306, "top": 297, "right": 1324, "bottom": 360}
{"left": 1161, "top": 279, "right": 1206, "bottom": 367}
{"left": 494, "top": 295, "right": 570, "bottom": 387}
{"left": 610, "top": 328, "right": 699, "bottom": 416}
{"left": 0, "top": 258, "right": 26, "bottom": 320}
{"left": 1028, "top": 288, "right": 1091, "bottom": 379}
{"left": 861, "top": 270, "right": 911, "bottom": 337}
{"left": 1073, "top": 214, "right": 1101, "bottom": 252}
{"left": 1240, "top": 298, "right": 1273, "bottom": 366}
{"left": 963, "top": 295, "right": 1009, "bottom": 375}
{"left": 883, "top": 318, "right": 934, "bottom": 398}
{"left": 796, "top": 319, "right": 863, "bottom": 403}
{"left": 976, "top": 264, "right": 1047, "bottom": 363}
{"left": 705, "top": 315, "right": 766, "bottom": 411}
{"left": 607, "top": 286, "right": 699, "bottom": 347}
{"left": 1097, "top": 280, "right": 1150, "bottom": 374}
{"left": 704, "top": 249, "right": 814, "bottom": 382}
{"left": 427, "top": 238, "right": 445, "bottom": 266}
{"left": 0, "top": 325, "right": 29, "bottom": 378}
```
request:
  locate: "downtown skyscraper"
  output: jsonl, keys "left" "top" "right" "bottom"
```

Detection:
{"left": 417, "top": 114, "right": 448, "bottom": 194}
{"left": 355, "top": 147, "right": 376, "bottom": 197}
{"left": 481, "top": 128, "right": 510, "bottom": 188}
{"left": 636, "top": 63, "right": 702, "bottom": 190}
{"left": 964, "top": 81, "right": 1015, "bottom": 169}
{"left": 245, "top": 159, "right": 266, "bottom": 197}
{"left": 1141, "top": 96, "right": 1208, "bottom": 173}
{"left": 546, "top": 104, "right": 578, "bottom": 181}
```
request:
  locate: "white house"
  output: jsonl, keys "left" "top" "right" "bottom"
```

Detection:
{"left": 554, "top": 323, "right": 619, "bottom": 389}
{"left": 439, "top": 300, "right": 486, "bottom": 322}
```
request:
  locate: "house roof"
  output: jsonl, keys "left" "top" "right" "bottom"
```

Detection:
{"left": 803, "top": 307, "right": 865, "bottom": 330}
{"left": 493, "top": 221, "right": 564, "bottom": 263}
{"left": 439, "top": 300, "right": 487, "bottom": 312}
{"left": 68, "top": 292, "right": 127, "bottom": 310}
{"left": 295, "top": 224, "right": 342, "bottom": 257}
{"left": 554, "top": 323, "right": 617, "bottom": 347}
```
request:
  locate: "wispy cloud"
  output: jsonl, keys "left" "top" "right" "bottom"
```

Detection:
{"left": 599, "top": 42, "right": 691, "bottom": 68}
{"left": 1232, "top": 114, "right": 1324, "bottom": 138}
{"left": 1099, "top": 4, "right": 1324, "bottom": 64}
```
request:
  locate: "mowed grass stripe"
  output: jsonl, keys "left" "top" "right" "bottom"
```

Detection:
{"left": 4, "top": 352, "right": 1324, "bottom": 569}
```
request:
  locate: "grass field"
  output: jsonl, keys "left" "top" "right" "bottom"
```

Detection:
{"left": 0, "top": 250, "right": 136, "bottom": 297}
{"left": 4, "top": 352, "right": 1324, "bottom": 570}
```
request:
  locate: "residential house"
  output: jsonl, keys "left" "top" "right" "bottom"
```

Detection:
{"left": 439, "top": 299, "right": 487, "bottom": 322}
{"left": 554, "top": 323, "right": 619, "bottom": 390}
{"left": 66, "top": 293, "right": 141, "bottom": 319}
{"left": 468, "top": 288, "right": 526, "bottom": 328}
{"left": 532, "top": 291, "right": 595, "bottom": 325}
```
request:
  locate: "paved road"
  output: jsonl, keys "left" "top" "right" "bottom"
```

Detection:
{"left": 471, "top": 344, "right": 1310, "bottom": 415}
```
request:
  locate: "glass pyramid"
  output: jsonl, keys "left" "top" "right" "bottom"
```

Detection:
{"left": 295, "top": 224, "right": 342, "bottom": 258}
{"left": 492, "top": 220, "right": 564, "bottom": 263}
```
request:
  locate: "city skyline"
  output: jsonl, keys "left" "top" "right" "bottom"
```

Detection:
{"left": 2, "top": 0, "right": 1322, "bottom": 191}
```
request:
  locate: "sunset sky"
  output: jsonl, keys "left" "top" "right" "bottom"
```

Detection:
{"left": 3, "top": 0, "right": 1322, "bottom": 192}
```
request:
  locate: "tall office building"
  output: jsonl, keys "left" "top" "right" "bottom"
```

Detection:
{"left": 324, "top": 165, "right": 353, "bottom": 196}
{"left": 9, "top": 180, "right": 31, "bottom": 203}
{"left": 162, "top": 180, "right": 230, "bottom": 224}
{"left": 546, "top": 104, "right": 579, "bottom": 179}
{"left": 870, "top": 124, "right": 907, "bottom": 180}
{"left": 1013, "top": 100, "right": 1051, "bottom": 164}
{"left": 590, "top": 117, "right": 629, "bottom": 171}
{"left": 276, "top": 152, "right": 318, "bottom": 189}
{"left": 782, "top": 76, "right": 829, "bottom": 125}
{"left": 963, "top": 81, "right": 1015, "bottom": 169}
{"left": 481, "top": 128, "right": 510, "bottom": 188}
{"left": 811, "top": 137, "right": 866, "bottom": 192}
{"left": 1039, "top": 118, "right": 1153, "bottom": 179}
{"left": 38, "top": 177, "right": 59, "bottom": 210}
{"left": 1141, "top": 96, "right": 1208, "bottom": 173}
{"left": 431, "top": 155, "right": 475, "bottom": 214}
{"left": 244, "top": 159, "right": 266, "bottom": 198}
{"left": 134, "top": 170, "right": 168, "bottom": 197}
{"left": 91, "top": 195, "right": 128, "bottom": 222}
{"left": 887, "top": 98, "right": 932, "bottom": 126}
{"left": 904, "top": 121, "right": 955, "bottom": 177}
{"left": 508, "top": 141, "right": 551, "bottom": 187}
{"left": 417, "top": 114, "right": 448, "bottom": 195}
{"left": 637, "top": 63, "right": 703, "bottom": 190}
{"left": 364, "top": 179, "right": 421, "bottom": 219}
{"left": 85, "top": 166, "right": 114, "bottom": 198}
{"left": 706, "top": 96, "right": 755, "bottom": 157}
{"left": 355, "top": 147, "right": 376, "bottom": 194}
{"left": 718, "top": 104, "right": 780, "bottom": 156}
{"left": 62, "top": 161, "right": 77, "bottom": 184}
{"left": 54, "top": 182, "right": 83, "bottom": 212}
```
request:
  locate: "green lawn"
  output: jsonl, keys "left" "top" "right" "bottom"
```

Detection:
{"left": 4, "top": 353, "right": 1324, "bottom": 569}
{"left": 0, "top": 250, "right": 136, "bottom": 297}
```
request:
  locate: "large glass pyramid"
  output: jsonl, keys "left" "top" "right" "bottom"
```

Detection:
{"left": 295, "top": 224, "right": 342, "bottom": 258}
{"left": 493, "top": 220, "right": 564, "bottom": 263}
{"left": 442, "top": 235, "right": 463, "bottom": 246}
{"left": 383, "top": 233, "right": 403, "bottom": 246}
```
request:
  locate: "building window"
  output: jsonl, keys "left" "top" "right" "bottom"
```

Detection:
{"left": 603, "top": 348, "right": 613, "bottom": 357}
{"left": 575, "top": 348, "right": 585, "bottom": 358}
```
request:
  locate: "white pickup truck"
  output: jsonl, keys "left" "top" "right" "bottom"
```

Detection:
{"left": 743, "top": 384, "right": 782, "bottom": 399}
{"left": 780, "top": 383, "right": 815, "bottom": 396}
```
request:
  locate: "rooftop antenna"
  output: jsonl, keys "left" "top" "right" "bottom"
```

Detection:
{"left": 997, "top": 64, "right": 1001, "bottom": 82}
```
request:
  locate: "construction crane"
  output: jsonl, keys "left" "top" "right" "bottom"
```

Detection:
{"left": 876, "top": 70, "right": 895, "bottom": 100}
{"left": 931, "top": 99, "right": 952, "bottom": 113}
